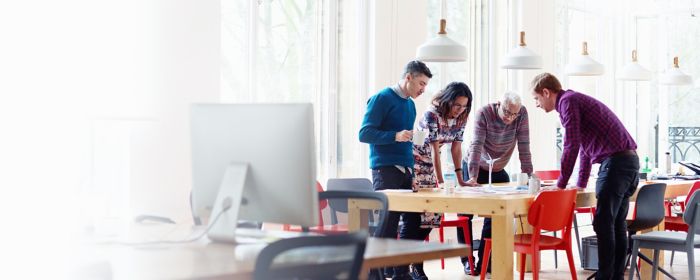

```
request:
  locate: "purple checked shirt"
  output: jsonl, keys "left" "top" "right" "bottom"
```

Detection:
{"left": 556, "top": 90, "right": 637, "bottom": 189}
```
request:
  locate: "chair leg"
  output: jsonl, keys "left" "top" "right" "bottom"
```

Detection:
{"left": 532, "top": 249, "right": 540, "bottom": 280}
{"left": 573, "top": 214, "right": 583, "bottom": 262}
{"left": 480, "top": 239, "right": 491, "bottom": 280}
{"left": 628, "top": 241, "right": 639, "bottom": 280}
{"left": 651, "top": 249, "right": 659, "bottom": 280}
{"left": 439, "top": 226, "right": 444, "bottom": 269}
{"left": 566, "top": 246, "right": 578, "bottom": 280}
{"left": 519, "top": 253, "right": 526, "bottom": 280}
{"left": 461, "top": 223, "right": 475, "bottom": 275}
{"left": 670, "top": 250, "right": 675, "bottom": 267}
{"left": 688, "top": 247, "right": 696, "bottom": 280}
{"left": 553, "top": 231, "right": 558, "bottom": 268}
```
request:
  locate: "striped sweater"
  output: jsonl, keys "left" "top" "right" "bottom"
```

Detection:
{"left": 467, "top": 103, "right": 533, "bottom": 178}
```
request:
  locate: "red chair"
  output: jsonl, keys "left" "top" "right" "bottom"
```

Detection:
{"left": 535, "top": 170, "right": 593, "bottom": 266}
{"left": 480, "top": 189, "right": 578, "bottom": 280}
{"left": 424, "top": 215, "right": 475, "bottom": 274}
{"left": 664, "top": 181, "right": 700, "bottom": 265}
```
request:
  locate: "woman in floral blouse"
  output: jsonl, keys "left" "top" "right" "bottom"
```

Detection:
{"left": 413, "top": 81, "right": 473, "bottom": 225}
{"left": 404, "top": 82, "right": 473, "bottom": 279}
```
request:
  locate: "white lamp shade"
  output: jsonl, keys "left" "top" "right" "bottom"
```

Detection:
{"left": 501, "top": 46, "right": 542, "bottom": 69}
{"left": 660, "top": 67, "right": 693, "bottom": 85}
{"left": 660, "top": 57, "right": 693, "bottom": 85}
{"left": 416, "top": 34, "right": 467, "bottom": 62}
{"left": 565, "top": 54, "right": 605, "bottom": 76}
{"left": 616, "top": 62, "right": 652, "bottom": 81}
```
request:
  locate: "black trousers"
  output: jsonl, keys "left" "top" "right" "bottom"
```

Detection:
{"left": 593, "top": 153, "right": 639, "bottom": 280}
{"left": 371, "top": 166, "right": 430, "bottom": 276}
{"left": 458, "top": 161, "right": 510, "bottom": 271}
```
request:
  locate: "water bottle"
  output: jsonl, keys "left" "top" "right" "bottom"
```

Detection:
{"left": 665, "top": 152, "right": 672, "bottom": 175}
{"left": 528, "top": 174, "right": 540, "bottom": 195}
{"left": 443, "top": 171, "right": 456, "bottom": 194}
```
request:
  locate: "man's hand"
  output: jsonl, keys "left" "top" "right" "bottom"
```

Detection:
{"left": 463, "top": 178, "right": 479, "bottom": 186}
{"left": 412, "top": 180, "right": 418, "bottom": 192}
{"left": 395, "top": 130, "right": 413, "bottom": 142}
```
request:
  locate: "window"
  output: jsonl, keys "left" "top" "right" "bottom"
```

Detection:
{"left": 221, "top": 0, "right": 326, "bottom": 176}
{"left": 554, "top": 0, "right": 700, "bottom": 170}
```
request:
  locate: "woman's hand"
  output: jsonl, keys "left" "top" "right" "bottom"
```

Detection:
{"left": 462, "top": 178, "right": 479, "bottom": 186}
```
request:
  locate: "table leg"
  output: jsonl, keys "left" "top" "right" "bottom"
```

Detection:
{"left": 491, "top": 213, "right": 514, "bottom": 280}
{"left": 348, "top": 200, "right": 370, "bottom": 232}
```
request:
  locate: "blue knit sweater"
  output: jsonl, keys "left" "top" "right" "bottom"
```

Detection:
{"left": 359, "top": 87, "right": 416, "bottom": 169}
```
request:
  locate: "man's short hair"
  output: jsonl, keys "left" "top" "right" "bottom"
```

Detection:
{"left": 530, "top": 72, "right": 562, "bottom": 94}
{"left": 501, "top": 91, "right": 522, "bottom": 106}
{"left": 403, "top": 60, "right": 433, "bottom": 79}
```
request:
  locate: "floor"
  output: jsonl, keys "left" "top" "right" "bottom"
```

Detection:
{"left": 420, "top": 215, "right": 700, "bottom": 279}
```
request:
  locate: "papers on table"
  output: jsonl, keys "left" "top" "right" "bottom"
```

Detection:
{"left": 455, "top": 186, "right": 528, "bottom": 195}
{"left": 377, "top": 189, "right": 414, "bottom": 193}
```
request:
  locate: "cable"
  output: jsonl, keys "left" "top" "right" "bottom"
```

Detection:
{"left": 102, "top": 197, "right": 233, "bottom": 246}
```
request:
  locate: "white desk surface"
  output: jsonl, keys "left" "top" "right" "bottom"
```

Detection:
{"left": 72, "top": 223, "right": 468, "bottom": 280}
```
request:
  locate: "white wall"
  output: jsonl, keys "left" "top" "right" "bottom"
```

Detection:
{"left": 520, "top": 0, "right": 561, "bottom": 170}
{"left": 0, "top": 1, "right": 219, "bottom": 277}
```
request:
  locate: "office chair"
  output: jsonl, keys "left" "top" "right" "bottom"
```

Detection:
{"left": 481, "top": 189, "right": 579, "bottom": 280}
{"left": 253, "top": 231, "right": 368, "bottom": 280}
{"left": 326, "top": 178, "right": 375, "bottom": 226}
{"left": 664, "top": 181, "right": 700, "bottom": 266}
{"left": 629, "top": 191, "right": 700, "bottom": 280}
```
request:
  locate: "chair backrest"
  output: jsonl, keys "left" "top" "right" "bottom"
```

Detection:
{"left": 683, "top": 181, "right": 700, "bottom": 206}
{"left": 316, "top": 181, "right": 328, "bottom": 211}
{"left": 326, "top": 178, "right": 374, "bottom": 224}
{"left": 253, "top": 231, "right": 368, "bottom": 280}
{"left": 683, "top": 191, "right": 700, "bottom": 235}
{"left": 628, "top": 183, "right": 667, "bottom": 232}
{"left": 319, "top": 190, "right": 388, "bottom": 237}
{"left": 534, "top": 170, "right": 560, "bottom": 181}
{"left": 528, "top": 189, "right": 577, "bottom": 232}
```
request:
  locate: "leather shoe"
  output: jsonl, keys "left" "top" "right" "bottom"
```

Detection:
{"left": 408, "top": 264, "right": 428, "bottom": 280}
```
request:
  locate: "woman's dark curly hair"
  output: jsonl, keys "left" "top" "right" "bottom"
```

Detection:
{"left": 431, "top": 82, "right": 473, "bottom": 127}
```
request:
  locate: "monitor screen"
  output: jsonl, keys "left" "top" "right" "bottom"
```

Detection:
{"left": 190, "top": 103, "right": 318, "bottom": 228}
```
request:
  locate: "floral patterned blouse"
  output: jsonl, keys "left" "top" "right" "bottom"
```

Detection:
{"left": 413, "top": 106, "right": 467, "bottom": 228}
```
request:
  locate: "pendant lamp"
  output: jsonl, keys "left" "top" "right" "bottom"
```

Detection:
{"left": 416, "top": 19, "right": 467, "bottom": 62}
{"left": 501, "top": 31, "right": 542, "bottom": 69}
{"left": 616, "top": 50, "right": 652, "bottom": 81}
{"left": 660, "top": 57, "right": 693, "bottom": 85}
{"left": 565, "top": 42, "right": 604, "bottom": 76}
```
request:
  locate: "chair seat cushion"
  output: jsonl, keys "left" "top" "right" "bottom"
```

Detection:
{"left": 514, "top": 234, "right": 565, "bottom": 247}
{"left": 632, "top": 231, "right": 700, "bottom": 245}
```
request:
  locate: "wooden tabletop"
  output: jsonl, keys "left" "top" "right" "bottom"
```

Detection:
{"left": 73, "top": 225, "right": 469, "bottom": 280}
{"left": 347, "top": 179, "right": 697, "bottom": 280}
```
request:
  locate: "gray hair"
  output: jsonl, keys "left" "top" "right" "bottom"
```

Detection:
{"left": 501, "top": 91, "right": 522, "bottom": 106}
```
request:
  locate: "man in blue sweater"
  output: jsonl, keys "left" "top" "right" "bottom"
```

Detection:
{"left": 359, "top": 60, "right": 432, "bottom": 280}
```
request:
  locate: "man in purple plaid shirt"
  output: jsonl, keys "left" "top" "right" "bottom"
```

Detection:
{"left": 530, "top": 73, "right": 639, "bottom": 280}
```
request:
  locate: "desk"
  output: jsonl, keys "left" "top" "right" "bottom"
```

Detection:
{"left": 348, "top": 180, "right": 696, "bottom": 280}
{"left": 74, "top": 225, "right": 469, "bottom": 280}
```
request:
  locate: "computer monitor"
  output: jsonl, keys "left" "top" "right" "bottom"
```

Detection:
{"left": 190, "top": 103, "right": 319, "bottom": 239}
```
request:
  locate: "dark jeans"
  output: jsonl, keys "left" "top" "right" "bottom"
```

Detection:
{"left": 458, "top": 160, "right": 510, "bottom": 271}
{"left": 371, "top": 166, "right": 429, "bottom": 276}
{"left": 593, "top": 153, "right": 639, "bottom": 280}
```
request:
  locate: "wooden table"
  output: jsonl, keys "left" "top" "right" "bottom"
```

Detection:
{"left": 73, "top": 224, "right": 469, "bottom": 280}
{"left": 348, "top": 180, "right": 695, "bottom": 280}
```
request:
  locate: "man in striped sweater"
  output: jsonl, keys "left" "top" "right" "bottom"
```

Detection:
{"left": 459, "top": 91, "right": 533, "bottom": 274}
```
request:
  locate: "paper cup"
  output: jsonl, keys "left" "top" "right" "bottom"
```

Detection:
{"left": 412, "top": 130, "right": 427, "bottom": 145}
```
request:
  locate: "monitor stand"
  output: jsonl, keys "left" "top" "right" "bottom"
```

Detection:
{"left": 205, "top": 163, "right": 310, "bottom": 244}
{"left": 207, "top": 163, "right": 248, "bottom": 243}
